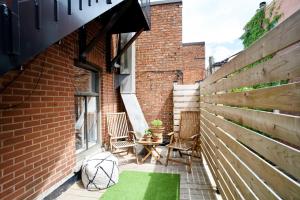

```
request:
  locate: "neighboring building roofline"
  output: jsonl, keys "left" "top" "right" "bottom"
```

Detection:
{"left": 182, "top": 42, "right": 205, "bottom": 46}
{"left": 150, "top": 0, "right": 182, "bottom": 6}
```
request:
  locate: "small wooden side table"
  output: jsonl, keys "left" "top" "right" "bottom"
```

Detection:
{"left": 137, "top": 138, "right": 163, "bottom": 164}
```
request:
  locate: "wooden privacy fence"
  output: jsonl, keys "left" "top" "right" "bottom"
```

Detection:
{"left": 173, "top": 83, "right": 199, "bottom": 132}
{"left": 200, "top": 10, "right": 300, "bottom": 200}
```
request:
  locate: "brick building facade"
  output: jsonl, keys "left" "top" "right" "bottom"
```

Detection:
{"left": 0, "top": 0, "right": 205, "bottom": 198}
{"left": 136, "top": 0, "right": 205, "bottom": 132}
{"left": 0, "top": 20, "right": 124, "bottom": 200}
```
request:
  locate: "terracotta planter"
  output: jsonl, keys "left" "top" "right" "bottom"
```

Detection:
{"left": 150, "top": 126, "right": 165, "bottom": 139}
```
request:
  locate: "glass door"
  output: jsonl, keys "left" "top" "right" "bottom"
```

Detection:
{"left": 75, "top": 96, "right": 86, "bottom": 152}
{"left": 74, "top": 66, "right": 99, "bottom": 154}
{"left": 87, "top": 96, "right": 97, "bottom": 147}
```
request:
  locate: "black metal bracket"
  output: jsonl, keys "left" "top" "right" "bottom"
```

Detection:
{"left": 54, "top": 0, "right": 59, "bottom": 21}
{"left": 106, "top": 33, "right": 112, "bottom": 72}
{"left": 74, "top": 59, "right": 102, "bottom": 73}
{"left": 34, "top": 0, "right": 40, "bottom": 29}
{"left": 78, "top": 26, "right": 87, "bottom": 62}
{"left": 79, "top": 0, "right": 83, "bottom": 10}
{"left": 80, "top": 0, "right": 133, "bottom": 59}
{"left": 110, "top": 28, "right": 144, "bottom": 67}
{"left": 67, "top": 0, "right": 71, "bottom": 15}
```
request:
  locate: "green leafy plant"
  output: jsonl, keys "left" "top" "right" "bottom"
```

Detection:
{"left": 240, "top": 9, "right": 266, "bottom": 48}
{"left": 150, "top": 119, "right": 163, "bottom": 127}
{"left": 232, "top": 4, "right": 285, "bottom": 93}
{"left": 144, "top": 129, "right": 152, "bottom": 135}
{"left": 240, "top": 5, "right": 281, "bottom": 48}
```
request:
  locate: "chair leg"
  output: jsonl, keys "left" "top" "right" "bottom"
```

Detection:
{"left": 188, "top": 148, "right": 196, "bottom": 173}
{"left": 187, "top": 155, "right": 192, "bottom": 173}
{"left": 134, "top": 146, "right": 139, "bottom": 165}
{"left": 165, "top": 147, "right": 172, "bottom": 167}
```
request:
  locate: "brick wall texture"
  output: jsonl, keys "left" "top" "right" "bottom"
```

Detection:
{"left": 0, "top": 20, "right": 123, "bottom": 200}
{"left": 136, "top": 2, "right": 205, "bottom": 132}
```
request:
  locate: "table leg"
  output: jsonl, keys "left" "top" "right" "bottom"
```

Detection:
{"left": 141, "top": 146, "right": 152, "bottom": 163}
{"left": 152, "top": 146, "right": 163, "bottom": 158}
{"left": 151, "top": 145, "right": 162, "bottom": 164}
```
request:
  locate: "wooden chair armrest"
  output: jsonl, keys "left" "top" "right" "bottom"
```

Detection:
{"left": 168, "top": 132, "right": 179, "bottom": 144}
{"left": 189, "top": 134, "right": 200, "bottom": 140}
{"left": 168, "top": 131, "right": 180, "bottom": 136}
{"left": 129, "top": 131, "right": 137, "bottom": 141}
{"left": 167, "top": 132, "right": 175, "bottom": 136}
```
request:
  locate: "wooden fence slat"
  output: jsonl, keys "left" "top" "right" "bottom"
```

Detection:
{"left": 202, "top": 126, "right": 243, "bottom": 200}
{"left": 174, "top": 126, "right": 179, "bottom": 132}
{"left": 216, "top": 157, "right": 246, "bottom": 200}
{"left": 201, "top": 136, "right": 218, "bottom": 181}
{"left": 174, "top": 84, "right": 199, "bottom": 90}
{"left": 201, "top": 118, "right": 280, "bottom": 200}
{"left": 201, "top": 128, "right": 217, "bottom": 156}
{"left": 204, "top": 44, "right": 300, "bottom": 94}
{"left": 174, "top": 108, "right": 199, "bottom": 114}
{"left": 202, "top": 126, "right": 247, "bottom": 200}
{"left": 200, "top": 108, "right": 300, "bottom": 199}
{"left": 200, "top": 10, "right": 300, "bottom": 90}
{"left": 174, "top": 120, "right": 179, "bottom": 126}
{"left": 173, "top": 96, "right": 199, "bottom": 102}
{"left": 174, "top": 114, "right": 180, "bottom": 120}
{"left": 201, "top": 127, "right": 218, "bottom": 170}
{"left": 202, "top": 148, "right": 226, "bottom": 200}
{"left": 216, "top": 150, "right": 259, "bottom": 200}
{"left": 201, "top": 108, "right": 300, "bottom": 181}
{"left": 202, "top": 82, "right": 300, "bottom": 112}
{"left": 173, "top": 90, "right": 200, "bottom": 96}
{"left": 216, "top": 166, "right": 237, "bottom": 200}
{"left": 173, "top": 83, "right": 200, "bottom": 131}
{"left": 200, "top": 102, "right": 300, "bottom": 147}
{"left": 202, "top": 141, "right": 217, "bottom": 176}
{"left": 201, "top": 138, "right": 217, "bottom": 176}
{"left": 201, "top": 137, "right": 232, "bottom": 200}
{"left": 217, "top": 179, "right": 230, "bottom": 200}
{"left": 173, "top": 102, "right": 199, "bottom": 108}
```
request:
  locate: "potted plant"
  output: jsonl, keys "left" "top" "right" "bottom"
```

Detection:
{"left": 143, "top": 129, "right": 152, "bottom": 142}
{"left": 149, "top": 119, "right": 165, "bottom": 140}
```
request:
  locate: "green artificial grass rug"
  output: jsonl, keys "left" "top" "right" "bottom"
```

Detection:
{"left": 100, "top": 171, "right": 180, "bottom": 200}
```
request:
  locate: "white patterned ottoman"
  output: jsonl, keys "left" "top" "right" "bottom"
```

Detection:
{"left": 81, "top": 152, "right": 119, "bottom": 190}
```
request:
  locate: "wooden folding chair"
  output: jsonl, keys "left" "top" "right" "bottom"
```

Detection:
{"left": 106, "top": 112, "right": 138, "bottom": 164}
{"left": 165, "top": 111, "right": 201, "bottom": 173}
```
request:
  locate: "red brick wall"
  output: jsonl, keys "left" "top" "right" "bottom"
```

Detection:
{"left": 182, "top": 43, "right": 205, "bottom": 84}
{"left": 136, "top": 2, "right": 205, "bottom": 132}
{"left": 0, "top": 20, "right": 122, "bottom": 200}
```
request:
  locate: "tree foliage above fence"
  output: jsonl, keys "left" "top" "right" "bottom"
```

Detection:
{"left": 240, "top": 9, "right": 266, "bottom": 48}
{"left": 240, "top": 5, "right": 281, "bottom": 48}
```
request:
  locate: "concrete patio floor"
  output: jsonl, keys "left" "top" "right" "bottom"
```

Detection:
{"left": 57, "top": 147, "right": 220, "bottom": 200}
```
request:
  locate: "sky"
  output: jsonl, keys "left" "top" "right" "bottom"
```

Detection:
{"left": 182, "top": 0, "right": 272, "bottom": 67}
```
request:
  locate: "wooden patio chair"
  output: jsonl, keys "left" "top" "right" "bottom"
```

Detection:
{"left": 165, "top": 111, "right": 201, "bottom": 173}
{"left": 106, "top": 112, "right": 138, "bottom": 164}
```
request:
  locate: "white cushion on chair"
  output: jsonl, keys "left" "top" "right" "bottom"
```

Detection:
{"left": 81, "top": 152, "right": 119, "bottom": 190}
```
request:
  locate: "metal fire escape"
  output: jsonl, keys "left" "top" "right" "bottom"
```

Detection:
{"left": 0, "top": 0, "right": 150, "bottom": 74}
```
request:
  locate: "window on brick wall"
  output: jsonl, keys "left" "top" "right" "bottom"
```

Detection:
{"left": 74, "top": 67, "right": 99, "bottom": 154}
